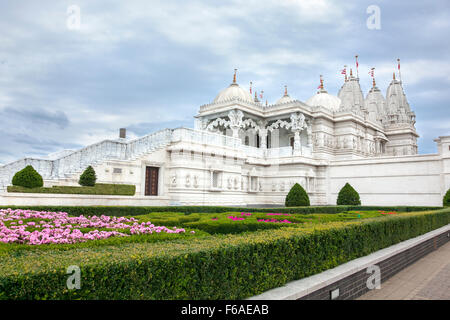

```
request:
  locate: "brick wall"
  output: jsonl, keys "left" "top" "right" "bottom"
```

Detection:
{"left": 299, "top": 230, "right": 450, "bottom": 300}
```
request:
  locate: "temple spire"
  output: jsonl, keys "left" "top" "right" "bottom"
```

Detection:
{"left": 233, "top": 68, "right": 237, "bottom": 83}
{"left": 369, "top": 67, "right": 376, "bottom": 87}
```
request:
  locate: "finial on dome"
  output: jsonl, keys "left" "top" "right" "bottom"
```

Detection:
{"left": 284, "top": 85, "right": 288, "bottom": 96}
{"left": 266, "top": 99, "right": 268, "bottom": 106}
{"left": 249, "top": 81, "right": 252, "bottom": 94}
{"left": 233, "top": 68, "right": 237, "bottom": 83}
{"left": 343, "top": 65, "right": 348, "bottom": 82}
{"left": 350, "top": 68, "right": 353, "bottom": 77}
{"left": 320, "top": 75, "right": 324, "bottom": 89}
{"left": 393, "top": 72, "right": 396, "bottom": 80}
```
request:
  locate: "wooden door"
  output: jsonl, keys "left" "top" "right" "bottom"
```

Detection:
{"left": 145, "top": 166, "right": 159, "bottom": 196}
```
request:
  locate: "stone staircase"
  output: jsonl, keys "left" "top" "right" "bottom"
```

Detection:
{"left": 0, "top": 128, "right": 173, "bottom": 192}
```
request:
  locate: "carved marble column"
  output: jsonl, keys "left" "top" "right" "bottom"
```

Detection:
{"left": 306, "top": 124, "right": 313, "bottom": 148}
{"left": 228, "top": 110, "right": 244, "bottom": 139}
{"left": 293, "top": 131, "right": 302, "bottom": 155}
{"left": 259, "top": 128, "right": 268, "bottom": 149}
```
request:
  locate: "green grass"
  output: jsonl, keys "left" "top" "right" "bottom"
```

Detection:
{"left": 7, "top": 183, "right": 136, "bottom": 196}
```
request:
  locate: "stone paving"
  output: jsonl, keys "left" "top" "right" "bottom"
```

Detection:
{"left": 358, "top": 241, "right": 450, "bottom": 300}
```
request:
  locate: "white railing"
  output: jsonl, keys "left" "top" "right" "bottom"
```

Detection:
{"left": 267, "top": 146, "right": 293, "bottom": 158}
{"left": 241, "top": 145, "right": 265, "bottom": 158}
{"left": 171, "top": 128, "right": 242, "bottom": 149}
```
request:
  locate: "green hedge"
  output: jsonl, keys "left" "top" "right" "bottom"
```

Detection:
{"left": 337, "top": 183, "right": 361, "bottom": 205}
{"left": 0, "top": 205, "right": 441, "bottom": 217}
{"left": 0, "top": 209, "right": 449, "bottom": 299}
{"left": 79, "top": 166, "right": 97, "bottom": 187}
{"left": 285, "top": 183, "right": 310, "bottom": 206}
{"left": 11, "top": 165, "right": 43, "bottom": 188}
{"left": 444, "top": 189, "right": 450, "bottom": 207}
{"left": 7, "top": 183, "right": 136, "bottom": 196}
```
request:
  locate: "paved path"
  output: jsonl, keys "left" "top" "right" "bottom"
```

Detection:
{"left": 358, "top": 241, "right": 450, "bottom": 300}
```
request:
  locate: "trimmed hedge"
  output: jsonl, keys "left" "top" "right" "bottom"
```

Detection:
{"left": 337, "top": 183, "right": 361, "bottom": 205}
{"left": 11, "top": 165, "right": 43, "bottom": 188}
{"left": 0, "top": 205, "right": 441, "bottom": 217}
{"left": 444, "top": 189, "right": 450, "bottom": 207}
{"left": 7, "top": 183, "right": 136, "bottom": 196}
{"left": 285, "top": 183, "right": 310, "bottom": 207}
{"left": 1, "top": 208, "right": 449, "bottom": 299}
{"left": 79, "top": 166, "right": 97, "bottom": 187}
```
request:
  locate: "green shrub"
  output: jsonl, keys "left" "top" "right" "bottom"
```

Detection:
{"left": 337, "top": 183, "right": 361, "bottom": 205}
{"left": 7, "top": 183, "right": 135, "bottom": 196}
{"left": 79, "top": 166, "right": 96, "bottom": 187}
{"left": 444, "top": 189, "right": 450, "bottom": 207}
{"left": 0, "top": 205, "right": 441, "bottom": 217}
{"left": 11, "top": 165, "right": 43, "bottom": 188}
{"left": 285, "top": 183, "right": 310, "bottom": 207}
{"left": 0, "top": 209, "right": 449, "bottom": 299}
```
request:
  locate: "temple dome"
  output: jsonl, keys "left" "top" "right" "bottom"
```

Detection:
{"left": 213, "top": 83, "right": 253, "bottom": 104}
{"left": 275, "top": 86, "right": 294, "bottom": 104}
{"left": 306, "top": 89, "right": 341, "bottom": 111}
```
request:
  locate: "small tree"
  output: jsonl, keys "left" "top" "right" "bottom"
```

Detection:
{"left": 337, "top": 183, "right": 361, "bottom": 205}
{"left": 11, "top": 165, "right": 43, "bottom": 188}
{"left": 79, "top": 166, "right": 97, "bottom": 187}
{"left": 444, "top": 189, "right": 450, "bottom": 207}
{"left": 285, "top": 183, "right": 310, "bottom": 207}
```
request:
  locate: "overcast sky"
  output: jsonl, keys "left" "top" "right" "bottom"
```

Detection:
{"left": 0, "top": 0, "right": 449, "bottom": 164}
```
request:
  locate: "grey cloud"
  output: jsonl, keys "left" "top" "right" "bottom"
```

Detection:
{"left": 0, "top": 0, "right": 449, "bottom": 163}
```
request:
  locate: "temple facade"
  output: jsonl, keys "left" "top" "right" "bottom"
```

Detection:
{"left": 0, "top": 69, "right": 449, "bottom": 207}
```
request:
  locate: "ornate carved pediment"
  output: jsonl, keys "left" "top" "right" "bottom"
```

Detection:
{"left": 268, "top": 112, "right": 308, "bottom": 133}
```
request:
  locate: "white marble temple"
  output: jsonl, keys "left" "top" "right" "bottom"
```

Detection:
{"left": 1, "top": 70, "right": 449, "bottom": 206}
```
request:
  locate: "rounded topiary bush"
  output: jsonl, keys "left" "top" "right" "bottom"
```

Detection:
{"left": 444, "top": 189, "right": 450, "bottom": 207}
{"left": 285, "top": 183, "right": 310, "bottom": 207}
{"left": 11, "top": 165, "right": 44, "bottom": 188}
{"left": 79, "top": 166, "right": 97, "bottom": 187}
{"left": 337, "top": 183, "right": 361, "bottom": 205}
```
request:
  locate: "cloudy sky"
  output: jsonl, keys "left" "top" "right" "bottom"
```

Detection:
{"left": 0, "top": 0, "right": 449, "bottom": 164}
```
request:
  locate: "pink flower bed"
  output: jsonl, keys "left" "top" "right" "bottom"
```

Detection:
{"left": 0, "top": 209, "right": 186, "bottom": 245}
{"left": 227, "top": 216, "right": 245, "bottom": 221}
{"left": 257, "top": 219, "right": 293, "bottom": 224}
{"left": 240, "top": 212, "right": 252, "bottom": 216}
{"left": 266, "top": 213, "right": 291, "bottom": 216}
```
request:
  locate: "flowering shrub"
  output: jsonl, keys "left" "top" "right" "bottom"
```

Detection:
{"left": 227, "top": 216, "right": 245, "bottom": 221}
{"left": 379, "top": 211, "right": 397, "bottom": 215}
{"left": 257, "top": 219, "right": 293, "bottom": 223}
{"left": 0, "top": 209, "right": 186, "bottom": 245}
